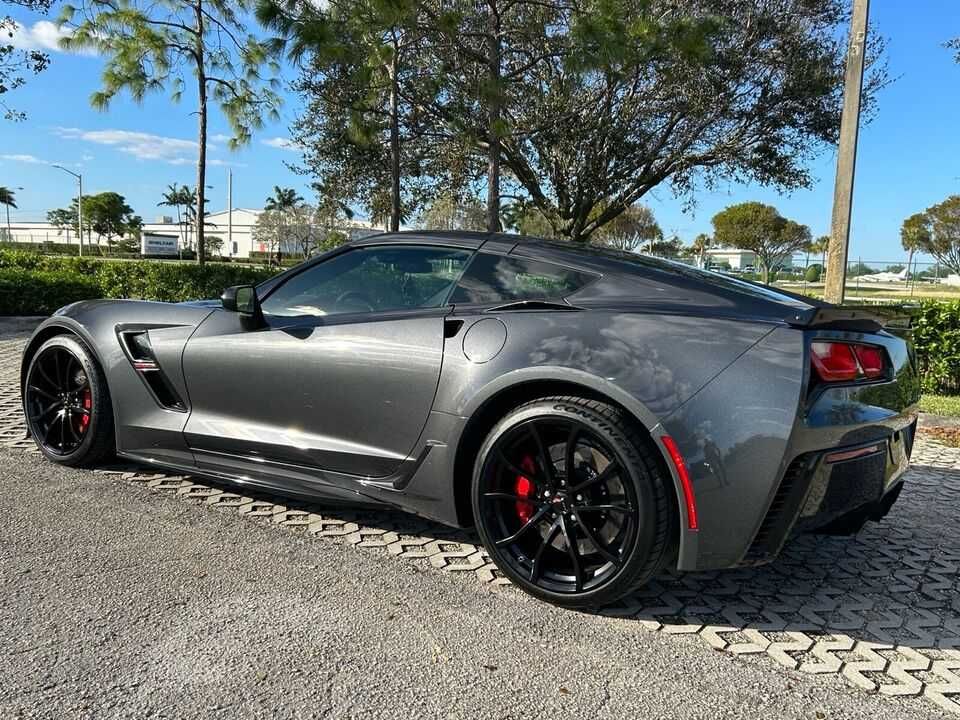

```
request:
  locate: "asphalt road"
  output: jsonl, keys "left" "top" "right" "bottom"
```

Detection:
{"left": 0, "top": 449, "right": 944, "bottom": 720}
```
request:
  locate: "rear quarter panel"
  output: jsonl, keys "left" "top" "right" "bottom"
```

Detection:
{"left": 434, "top": 310, "right": 776, "bottom": 421}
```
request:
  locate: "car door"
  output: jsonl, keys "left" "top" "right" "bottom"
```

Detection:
{"left": 181, "top": 243, "right": 473, "bottom": 485}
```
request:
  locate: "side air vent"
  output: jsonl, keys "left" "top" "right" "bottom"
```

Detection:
{"left": 741, "top": 453, "right": 815, "bottom": 566}
{"left": 118, "top": 330, "right": 187, "bottom": 412}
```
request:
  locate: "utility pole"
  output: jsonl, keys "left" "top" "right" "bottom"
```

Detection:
{"left": 824, "top": 0, "right": 869, "bottom": 304}
{"left": 53, "top": 166, "right": 84, "bottom": 257}
{"left": 227, "top": 169, "right": 233, "bottom": 257}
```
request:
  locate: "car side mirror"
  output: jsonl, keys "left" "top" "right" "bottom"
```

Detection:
{"left": 221, "top": 285, "right": 264, "bottom": 326}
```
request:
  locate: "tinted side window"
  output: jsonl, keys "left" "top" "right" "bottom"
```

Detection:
{"left": 449, "top": 253, "right": 596, "bottom": 305}
{"left": 261, "top": 246, "right": 472, "bottom": 318}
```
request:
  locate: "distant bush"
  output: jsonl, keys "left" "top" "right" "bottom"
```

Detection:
{"left": 0, "top": 268, "right": 103, "bottom": 315}
{"left": 0, "top": 241, "right": 141, "bottom": 258}
{"left": 0, "top": 249, "right": 279, "bottom": 315}
{"left": 912, "top": 300, "right": 960, "bottom": 395}
{"left": 805, "top": 264, "right": 822, "bottom": 282}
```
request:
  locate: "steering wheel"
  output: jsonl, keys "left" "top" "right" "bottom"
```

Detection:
{"left": 335, "top": 290, "right": 375, "bottom": 313}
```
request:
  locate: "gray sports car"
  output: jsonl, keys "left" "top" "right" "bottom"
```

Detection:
{"left": 20, "top": 231, "right": 920, "bottom": 607}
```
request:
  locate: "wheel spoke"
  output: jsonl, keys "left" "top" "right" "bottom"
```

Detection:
{"left": 571, "top": 509, "right": 621, "bottom": 566}
{"left": 61, "top": 352, "right": 75, "bottom": 388}
{"left": 529, "top": 518, "right": 561, "bottom": 583}
{"left": 558, "top": 513, "right": 584, "bottom": 591}
{"left": 53, "top": 351, "right": 63, "bottom": 392}
{"left": 527, "top": 422, "right": 556, "bottom": 488}
{"left": 64, "top": 414, "right": 81, "bottom": 443}
{"left": 59, "top": 411, "right": 66, "bottom": 448}
{"left": 569, "top": 461, "right": 620, "bottom": 494}
{"left": 29, "top": 400, "right": 62, "bottom": 422}
{"left": 34, "top": 359, "right": 58, "bottom": 392}
{"left": 577, "top": 504, "right": 633, "bottom": 514}
{"left": 28, "top": 384, "right": 57, "bottom": 401}
{"left": 494, "top": 505, "right": 551, "bottom": 547}
{"left": 484, "top": 492, "right": 540, "bottom": 504}
{"left": 496, "top": 450, "right": 540, "bottom": 485}
{"left": 564, "top": 426, "right": 579, "bottom": 485}
{"left": 43, "top": 413, "right": 60, "bottom": 444}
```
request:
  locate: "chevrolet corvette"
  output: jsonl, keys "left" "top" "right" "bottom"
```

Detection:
{"left": 20, "top": 231, "right": 920, "bottom": 606}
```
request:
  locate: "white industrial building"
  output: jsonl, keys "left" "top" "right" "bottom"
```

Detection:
{"left": 702, "top": 247, "right": 794, "bottom": 270}
{"left": 1, "top": 208, "right": 387, "bottom": 259}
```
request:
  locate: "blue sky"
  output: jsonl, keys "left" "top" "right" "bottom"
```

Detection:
{"left": 2, "top": 0, "right": 959, "bottom": 263}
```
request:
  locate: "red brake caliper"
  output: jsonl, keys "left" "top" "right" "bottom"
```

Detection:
{"left": 79, "top": 388, "right": 92, "bottom": 432}
{"left": 515, "top": 455, "right": 536, "bottom": 523}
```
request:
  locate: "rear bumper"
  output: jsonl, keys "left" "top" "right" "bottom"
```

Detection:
{"left": 661, "top": 325, "right": 920, "bottom": 573}
{"left": 739, "top": 417, "right": 916, "bottom": 566}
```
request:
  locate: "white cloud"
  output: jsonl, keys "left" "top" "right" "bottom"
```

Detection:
{"left": 1, "top": 153, "right": 47, "bottom": 164}
{"left": 0, "top": 153, "right": 74, "bottom": 166}
{"left": 55, "top": 127, "right": 201, "bottom": 165}
{"left": 210, "top": 133, "right": 233, "bottom": 143}
{"left": 262, "top": 136, "right": 301, "bottom": 151}
{"left": 8, "top": 21, "right": 86, "bottom": 53}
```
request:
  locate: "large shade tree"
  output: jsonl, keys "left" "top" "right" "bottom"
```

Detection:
{"left": 591, "top": 205, "right": 662, "bottom": 253}
{"left": 47, "top": 191, "right": 142, "bottom": 249}
{"left": 418, "top": 192, "right": 486, "bottom": 232}
{"left": 712, "top": 202, "right": 811, "bottom": 284}
{"left": 60, "top": 0, "right": 282, "bottom": 264}
{"left": 258, "top": 0, "right": 464, "bottom": 232}
{"left": 260, "top": 0, "right": 886, "bottom": 243}
{"left": 916, "top": 196, "right": 960, "bottom": 275}
{"left": 1, "top": 0, "right": 52, "bottom": 120}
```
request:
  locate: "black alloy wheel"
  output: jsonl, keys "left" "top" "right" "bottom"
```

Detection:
{"left": 473, "top": 396, "right": 672, "bottom": 608}
{"left": 23, "top": 335, "right": 114, "bottom": 466}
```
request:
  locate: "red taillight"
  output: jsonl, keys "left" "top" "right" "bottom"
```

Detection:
{"left": 810, "top": 341, "right": 887, "bottom": 383}
{"left": 852, "top": 345, "right": 885, "bottom": 378}
{"left": 661, "top": 436, "right": 698, "bottom": 531}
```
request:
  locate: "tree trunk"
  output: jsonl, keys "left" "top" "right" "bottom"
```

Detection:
{"left": 194, "top": 0, "right": 207, "bottom": 266}
{"left": 485, "top": 3, "right": 502, "bottom": 233}
{"left": 388, "top": 47, "right": 401, "bottom": 233}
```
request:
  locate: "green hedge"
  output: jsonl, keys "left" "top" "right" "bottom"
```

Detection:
{"left": 0, "top": 240, "right": 146, "bottom": 258}
{"left": 912, "top": 300, "right": 960, "bottom": 395}
{"left": 0, "top": 249, "right": 279, "bottom": 315}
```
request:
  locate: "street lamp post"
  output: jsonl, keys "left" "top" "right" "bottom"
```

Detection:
{"left": 52, "top": 165, "right": 83, "bottom": 257}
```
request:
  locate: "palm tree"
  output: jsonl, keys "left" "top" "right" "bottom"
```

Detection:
{"left": 900, "top": 213, "right": 931, "bottom": 286}
{"left": 810, "top": 235, "right": 830, "bottom": 276}
{"left": 264, "top": 186, "right": 303, "bottom": 213}
{"left": 690, "top": 233, "right": 711, "bottom": 268}
{"left": 158, "top": 183, "right": 188, "bottom": 252}
{"left": 264, "top": 186, "right": 304, "bottom": 263}
{"left": 0, "top": 186, "right": 17, "bottom": 240}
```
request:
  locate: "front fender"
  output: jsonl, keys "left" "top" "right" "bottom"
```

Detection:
{"left": 20, "top": 300, "right": 215, "bottom": 466}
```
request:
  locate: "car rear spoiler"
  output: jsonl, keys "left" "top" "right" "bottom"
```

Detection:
{"left": 786, "top": 305, "right": 914, "bottom": 333}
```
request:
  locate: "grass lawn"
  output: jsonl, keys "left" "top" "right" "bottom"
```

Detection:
{"left": 920, "top": 394, "right": 960, "bottom": 417}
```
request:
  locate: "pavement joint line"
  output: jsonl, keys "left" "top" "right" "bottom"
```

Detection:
{"left": 3, "top": 333, "right": 960, "bottom": 714}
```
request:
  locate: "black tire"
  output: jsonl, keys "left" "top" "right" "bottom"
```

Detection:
{"left": 22, "top": 334, "right": 115, "bottom": 467}
{"left": 472, "top": 395, "right": 673, "bottom": 608}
